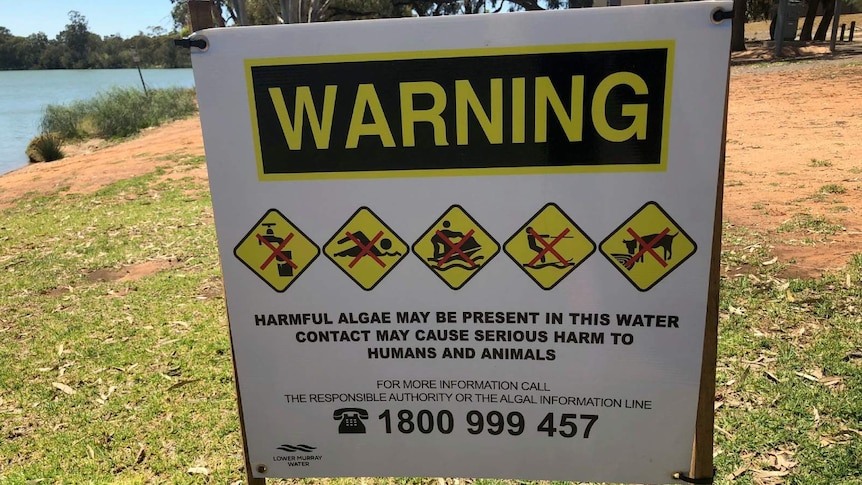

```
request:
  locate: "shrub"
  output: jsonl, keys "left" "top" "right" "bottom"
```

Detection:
{"left": 41, "top": 102, "right": 88, "bottom": 139}
{"left": 25, "top": 133, "right": 65, "bottom": 163}
{"left": 90, "top": 87, "right": 198, "bottom": 139}
{"left": 39, "top": 87, "right": 198, "bottom": 141}
{"left": 90, "top": 88, "right": 152, "bottom": 138}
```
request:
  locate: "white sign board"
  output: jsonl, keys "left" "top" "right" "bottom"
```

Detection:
{"left": 191, "top": 3, "right": 730, "bottom": 483}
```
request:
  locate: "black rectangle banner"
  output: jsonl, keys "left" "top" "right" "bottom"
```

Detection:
{"left": 246, "top": 42, "right": 673, "bottom": 179}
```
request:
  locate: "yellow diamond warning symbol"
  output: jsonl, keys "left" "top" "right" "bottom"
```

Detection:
{"left": 234, "top": 209, "right": 320, "bottom": 292}
{"left": 504, "top": 203, "right": 596, "bottom": 290}
{"left": 412, "top": 205, "right": 499, "bottom": 290}
{"left": 323, "top": 207, "right": 408, "bottom": 290}
{"left": 600, "top": 201, "right": 697, "bottom": 292}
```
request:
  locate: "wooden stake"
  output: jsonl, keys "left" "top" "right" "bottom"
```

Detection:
{"left": 688, "top": 48, "right": 730, "bottom": 482}
{"left": 830, "top": 0, "right": 842, "bottom": 52}
{"left": 189, "top": 0, "right": 217, "bottom": 32}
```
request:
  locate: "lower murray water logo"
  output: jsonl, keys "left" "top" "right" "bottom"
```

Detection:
{"left": 273, "top": 443, "right": 323, "bottom": 467}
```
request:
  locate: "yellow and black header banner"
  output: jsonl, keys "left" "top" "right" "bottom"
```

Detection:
{"left": 246, "top": 42, "right": 673, "bottom": 180}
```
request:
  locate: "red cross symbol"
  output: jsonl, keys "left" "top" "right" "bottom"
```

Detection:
{"left": 435, "top": 229, "right": 476, "bottom": 268}
{"left": 256, "top": 233, "right": 298, "bottom": 271}
{"left": 624, "top": 227, "right": 670, "bottom": 269}
{"left": 344, "top": 231, "right": 386, "bottom": 268}
{"left": 526, "top": 228, "right": 571, "bottom": 267}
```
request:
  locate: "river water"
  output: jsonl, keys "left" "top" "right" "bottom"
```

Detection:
{"left": 0, "top": 69, "right": 195, "bottom": 176}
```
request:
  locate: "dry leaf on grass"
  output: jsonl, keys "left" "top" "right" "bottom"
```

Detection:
{"left": 715, "top": 425, "right": 733, "bottom": 439}
{"left": 795, "top": 371, "right": 818, "bottom": 382}
{"left": 819, "top": 376, "right": 844, "bottom": 387}
{"left": 729, "top": 304, "right": 746, "bottom": 315}
{"left": 727, "top": 465, "right": 749, "bottom": 480}
{"left": 753, "top": 470, "right": 789, "bottom": 485}
{"left": 796, "top": 369, "right": 845, "bottom": 387}
{"left": 187, "top": 466, "right": 210, "bottom": 475}
{"left": 754, "top": 469, "right": 790, "bottom": 477}
{"left": 52, "top": 382, "right": 76, "bottom": 395}
{"left": 167, "top": 379, "right": 200, "bottom": 391}
{"left": 99, "top": 386, "right": 116, "bottom": 401}
{"left": 769, "top": 451, "right": 797, "bottom": 470}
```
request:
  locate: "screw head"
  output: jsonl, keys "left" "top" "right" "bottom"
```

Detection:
{"left": 256, "top": 463, "right": 268, "bottom": 474}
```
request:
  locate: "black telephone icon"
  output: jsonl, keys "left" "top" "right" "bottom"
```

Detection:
{"left": 333, "top": 408, "right": 368, "bottom": 434}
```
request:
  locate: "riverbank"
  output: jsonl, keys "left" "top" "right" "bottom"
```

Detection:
{"left": 0, "top": 68, "right": 195, "bottom": 176}
{"left": 0, "top": 117, "right": 206, "bottom": 208}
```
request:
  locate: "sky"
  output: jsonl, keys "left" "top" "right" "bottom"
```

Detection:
{"left": 2, "top": 0, "right": 178, "bottom": 39}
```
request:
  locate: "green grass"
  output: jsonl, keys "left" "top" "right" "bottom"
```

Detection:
{"left": 1, "top": 174, "right": 861, "bottom": 483}
{"left": 808, "top": 159, "right": 833, "bottom": 168}
{"left": 715, "top": 227, "right": 862, "bottom": 484}
{"left": 820, "top": 184, "right": 847, "bottom": 195}
{"left": 41, "top": 87, "right": 198, "bottom": 140}
{"left": 777, "top": 213, "right": 844, "bottom": 235}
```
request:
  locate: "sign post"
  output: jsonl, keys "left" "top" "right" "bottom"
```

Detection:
{"left": 189, "top": 4, "right": 732, "bottom": 483}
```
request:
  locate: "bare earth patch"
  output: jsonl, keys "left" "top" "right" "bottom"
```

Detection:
{"left": 86, "top": 259, "right": 181, "bottom": 283}
{"left": 2, "top": 55, "right": 861, "bottom": 278}
{"left": 726, "top": 60, "right": 862, "bottom": 276}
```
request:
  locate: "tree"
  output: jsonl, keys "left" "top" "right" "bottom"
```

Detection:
{"left": 172, "top": 0, "right": 557, "bottom": 26}
{"left": 171, "top": 0, "right": 237, "bottom": 30}
{"left": 0, "top": 21, "right": 190, "bottom": 70}
{"left": 57, "top": 11, "right": 92, "bottom": 68}
{"left": 0, "top": 27, "right": 29, "bottom": 69}
{"left": 731, "top": 0, "right": 747, "bottom": 51}
{"left": 800, "top": 0, "right": 835, "bottom": 41}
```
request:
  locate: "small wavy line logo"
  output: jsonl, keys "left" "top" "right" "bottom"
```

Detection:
{"left": 277, "top": 444, "right": 317, "bottom": 453}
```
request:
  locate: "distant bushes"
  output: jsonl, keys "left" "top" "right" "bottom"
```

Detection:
{"left": 26, "top": 133, "right": 65, "bottom": 163}
{"left": 40, "top": 87, "right": 198, "bottom": 140}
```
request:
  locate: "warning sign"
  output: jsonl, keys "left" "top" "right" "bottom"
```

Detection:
{"left": 323, "top": 207, "right": 408, "bottom": 290}
{"left": 233, "top": 209, "right": 320, "bottom": 292}
{"left": 193, "top": 4, "right": 733, "bottom": 482}
{"left": 504, "top": 203, "right": 595, "bottom": 290}
{"left": 600, "top": 201, "right": 696, "bottom": 291}
{"left": 412, "top": 205, "right": 499, "bottom": 290}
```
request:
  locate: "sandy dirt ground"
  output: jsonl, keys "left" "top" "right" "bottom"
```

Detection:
{"left": 725, "top": 58, "right": 862, "bottom": 276}
{"left": 1, "top": 50, "right": 860, "bottom": 279}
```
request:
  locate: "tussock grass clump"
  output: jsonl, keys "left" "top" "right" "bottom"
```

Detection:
{"left": 40, "top": 87, "right": 197, "bottom": 140}
{"left": 25, "top": 132, "right": 65, "bottom": 163}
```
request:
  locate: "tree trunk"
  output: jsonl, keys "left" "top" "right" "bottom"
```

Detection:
{"left": 731, "top": 0, "right": 747, "bottom": 51}
{"left": 800, "top": 0, "right": 819, "bottom": 41}
{"left": 813, "top": 0, "right": 835, "bottom": 40}
{"left": 212, "top": 1, "right": 226, "bottom": 27}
